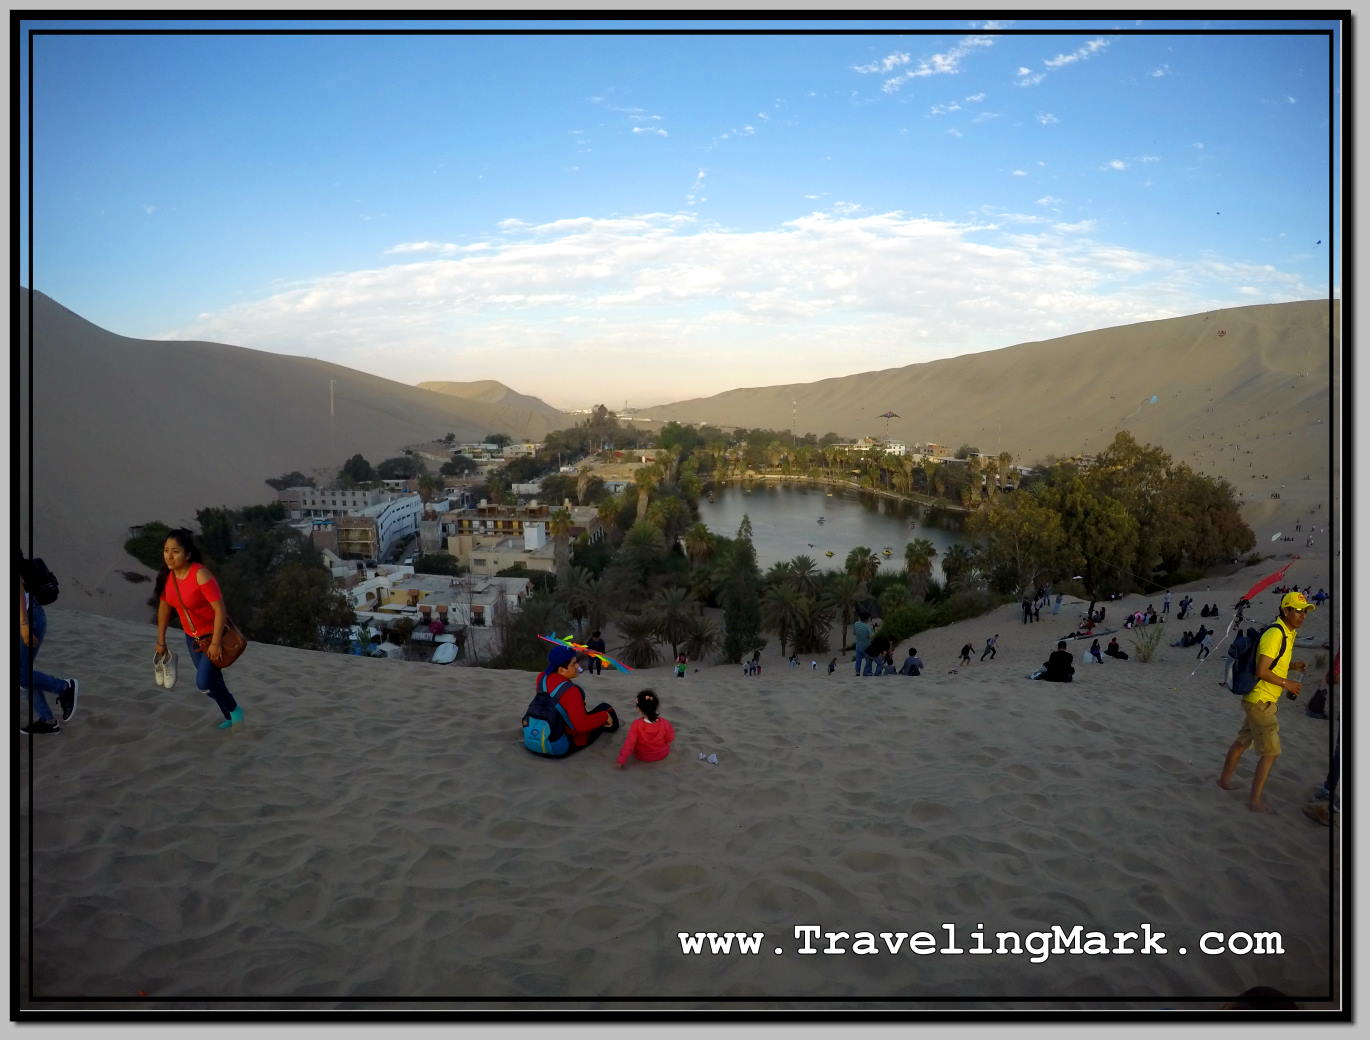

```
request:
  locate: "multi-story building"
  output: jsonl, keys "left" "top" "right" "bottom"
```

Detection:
{"left": 279, "top": 485, "right": 388, "bottom": 519}
{"left": 333, "top": 494, "right": 423, "bottom": 561}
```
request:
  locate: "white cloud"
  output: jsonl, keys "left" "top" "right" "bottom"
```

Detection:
{"left": 163, "top": 211, "right": 1322, "bottom": 406}
{"left": 1101, "top": 159, "right": 1128, "bottom": 171}
{"left": 1017, "top": 38, "right": 1110, "bottom": 87}
{"left": 1043, "top": 38, "right": 1111, "bottom": 70}
{"left": 853, "top": 51, "right": 911, "bottom": 74}
{"left": 964, "top": 92, "right": 987, "bottom": 102}
{"left": 1150, "top": 64, "right": 1171, "bottom": 77}
{"left": 878, "top": 35, "right": 995, "bottom": 93}
{"left": 930, "top": 102, "right": 962, "bottom": 115}
{"left": 945, "top": 128, "right": 963, "bottom": 137}
{"left": 632, "top": 126, "right": 668, "bottom": 137}
{"left": 141, "top": 204, "right": 156, "bottom": 215}
{"left": 1037, "top": 113, "right": 1059, "bottom": 125}
{"left": 971, "top": 111, "right": 999, "bottom": 123}
{"left": 1034, "top": 195, "right": 1064, "bottom": 206}
{"left": 1011, "top": 170, "right": 1027, "bottom": 177}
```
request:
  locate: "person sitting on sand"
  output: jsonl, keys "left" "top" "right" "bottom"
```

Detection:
{"left": 1041, "top": 641, "right": 1075, "bottom": 683}
{"left": 1218, "top": 591, "right": 1314, "bottom": 813}
{"left": 1088, "top": 639, "right": 1104, "bottom": 664}
{"left": 898, "top": 648, "right": 923, "bottom": 676}
{"left": 615, "top": 690, "right": 674, "bottom": 769}
{"left": 1105, "top": 636, "right": 1128, "bottom": 660}
{"left": 864, "top": 634, "right": 892, "bottom": 675}
{"left": 522, "top": 645, "right": 618, "bottom": 758}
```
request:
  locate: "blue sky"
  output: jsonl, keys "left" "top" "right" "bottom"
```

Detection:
{"left": 20, "top": 16, "right": 1340, "bottom": 410}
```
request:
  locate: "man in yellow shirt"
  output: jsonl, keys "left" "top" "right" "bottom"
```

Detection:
{"left": 1217, "top": 591, "right": 1313, "bottom": 813}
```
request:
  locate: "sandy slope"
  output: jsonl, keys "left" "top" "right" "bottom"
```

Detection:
{"left": 417, "top": 379, "right": 569, "bottom": 427}
{"left": 638, "top": 299, "right": 1337, "bottom": 534}
{"left": 16, "top": 290, "right": 568, "bottom": 621}
{"left": 17, "top": 547, "right": 1338, "bottom": 1010}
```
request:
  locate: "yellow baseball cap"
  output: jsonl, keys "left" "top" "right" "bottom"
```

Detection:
{"left": 1280, "top": 591, "right": 1315, "bottom": 612}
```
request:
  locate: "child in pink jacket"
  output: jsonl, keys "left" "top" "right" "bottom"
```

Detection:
{"left": 615, "top": 690, "right": 675, "bottom": 768}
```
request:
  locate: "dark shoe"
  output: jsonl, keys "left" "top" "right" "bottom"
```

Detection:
{"left": 20, "top": 719, "right": 61, "bottom": 735}
{"left": 58, "top": 679, "right": 79, "bottom": 722}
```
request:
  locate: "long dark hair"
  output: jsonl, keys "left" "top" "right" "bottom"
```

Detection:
{"left": 636, "top": 689, "right": 660, "bottom": 722}
{"left": 154, "top": 528, "right": 204, "bottom": 600}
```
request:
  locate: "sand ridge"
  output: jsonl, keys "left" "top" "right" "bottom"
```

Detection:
{"left": 18, "top": 549, "right": 1337, "bottom": 1009}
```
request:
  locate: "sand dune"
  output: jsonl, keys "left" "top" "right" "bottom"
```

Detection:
{"left": 638, "top": 300, "right": 1337, "bottom": 537}
{"left": 16, "top": 290, "right": 569, "bottom": 621}
{"left": 417, "top": 379, "right": 569, "bottom": 428}
{"left": 18, "top": 547, "right": 1337, "bottom": 1010}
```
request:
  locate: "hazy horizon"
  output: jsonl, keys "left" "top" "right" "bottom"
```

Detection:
{"left": 21, "top": 16, "right": 1341, "bottom": 410}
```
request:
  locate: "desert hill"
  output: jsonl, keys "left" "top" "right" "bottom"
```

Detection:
{"left": 638, "top": 300, "right": 1337, "bottom": 533}
{"left": 16, "top": 290, "right": 568, "bottom": 620}
{"left": 416, "top": 379, "right": 568, "bottom": 427}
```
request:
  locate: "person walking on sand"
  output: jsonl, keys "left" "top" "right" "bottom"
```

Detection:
{"left": 959, "top": 643, "right": 973, "bottom": 667}
{"left": 675, "top": 652, "right": 688, "bottom": 678}
{"left": 1217, "top": 591, "right": 1313, "bottom": 813}
{"left": 1163, "top": 589, "right": 1172, "bottom": 615}
{"left": 1196, "top": 631, "right": 1214, "bottom": 661}
{"left": 615, "top": 690, "right": 675, "bottom": 769}
{"left": 155, "top": 529, "right": 244, "bottom": 730}
{"left": 980, "top": 634, "right": 998, "bottom": 661}
{"left": 18, "top": 560, "right": 79, "bottom": 735}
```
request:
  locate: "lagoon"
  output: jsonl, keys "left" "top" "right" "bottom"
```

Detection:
{"left": 697, "top": 481, "right": 968, "bottom": 582}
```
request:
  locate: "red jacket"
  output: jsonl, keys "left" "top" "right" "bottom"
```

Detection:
{"left": 535, "top": 671, "right": 611, "bottom": 746}
{"left": 616, "top": 716, "right": 675, "bottom": 765}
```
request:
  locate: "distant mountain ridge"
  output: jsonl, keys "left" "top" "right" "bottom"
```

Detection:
{"left": 417, "top": 379, "right": 568, "bottom": 427}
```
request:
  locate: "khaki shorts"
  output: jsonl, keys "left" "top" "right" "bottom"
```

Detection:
{"left": 1236, "top": 699, "right": 1281, "bottom": 757}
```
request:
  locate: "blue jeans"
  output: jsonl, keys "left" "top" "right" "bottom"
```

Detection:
{"left": 854, "top": 646, "right": 869, "bottom": 675}
{"left": 19, "top": 601, "right": 66, "bottom": 722}
{"left": 184, "top": 633, "right": 239, "bottom": 720}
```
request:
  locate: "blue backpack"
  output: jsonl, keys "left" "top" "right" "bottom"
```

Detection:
{"left": 522, "top": 674, "right": 574, "bottom": 756}
{"left": 1230, "top": 624, "right": 1287, "bottom": 696}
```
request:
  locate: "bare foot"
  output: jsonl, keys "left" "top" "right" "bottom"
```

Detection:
{"left": 1217, "top": 779, "right": 1239, "bottom": 791}
{"left": 1248, "top": 801, "right": 1277, "bottom": 814}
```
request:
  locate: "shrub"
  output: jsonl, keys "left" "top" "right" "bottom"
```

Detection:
{"left": 1130, "top": 624, "right": 1166, "bottom": 663}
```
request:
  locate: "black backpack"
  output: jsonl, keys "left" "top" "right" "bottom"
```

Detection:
{"left": 1230, "top": 624, "right": 1287, "bottom": 696}
{"left": 20, "top": 556, "right": 60, "bottom": 606}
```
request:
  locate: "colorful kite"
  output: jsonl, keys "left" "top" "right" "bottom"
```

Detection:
{"left": 1238, "top": 558, "right": 1299, "bottom": 606}
{"left": 538, "top": 633, "right": 633, "bottom": 673}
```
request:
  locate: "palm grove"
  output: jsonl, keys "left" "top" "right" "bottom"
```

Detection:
{"left": 126, "top": 404, "right": 1254, "bottom": 669}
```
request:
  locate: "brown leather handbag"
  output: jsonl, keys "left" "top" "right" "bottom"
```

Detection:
{"left": 172, "top": 568, "right": 248, "bottom": 668}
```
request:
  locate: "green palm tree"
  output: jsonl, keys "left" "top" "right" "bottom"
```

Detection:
{"left": 760, "top": 582, "right": 808, "bottom": 658}
{"left": 549, "top": 507, "right": 573, "bottom": 588}
{"left": 845, "top": 546, "right": 879, "bottom": 594}
{"left": 941, "top": 543, "right": 976, "bottom": 592}
{"left": 635, "top": 462, "right": 662, "bottom": 522}
{"left": 649, "top": 585, "right": 696, "bottom": 659}
{"left": 682, "top": 612, "right": 722, "bottom": 664}
{"left": 682, "top": 522, "right": 715, "bottom": 570}
{"left": 903, "top": 538, "right": 938, "bottom": 600}
{"left": 824, "top": 572, "right": 861, "bottom": 652}
{"left": 788, "top": 554, "right": 821, "bottom": 598}
{"left": 616, "top": 613, "right": 662, "bottom": 669}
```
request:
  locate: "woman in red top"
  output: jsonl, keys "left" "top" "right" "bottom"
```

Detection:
{"left": 155, "top": 529, "right": 244, "bottom": 729}
{"left": 615, "top": 690, "right": 675, "bottom": 768}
